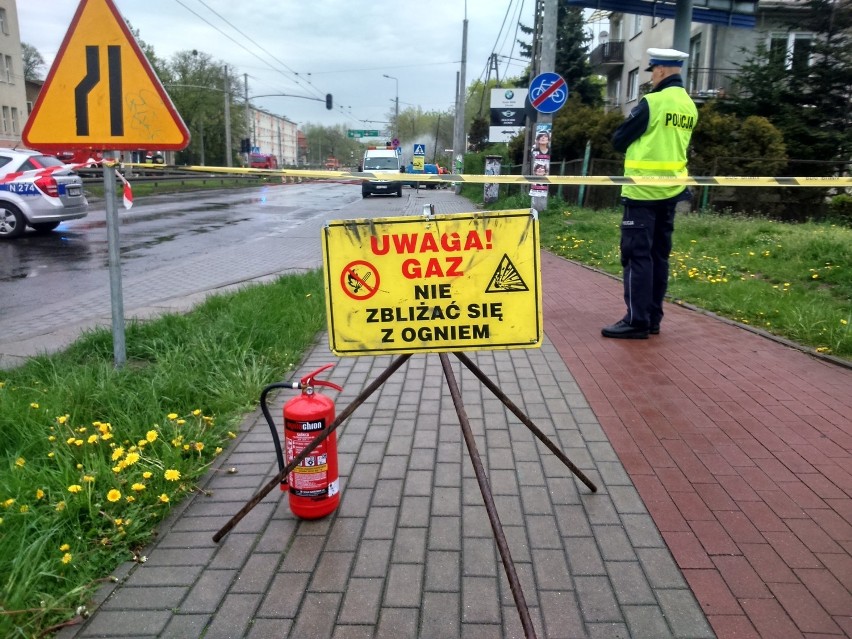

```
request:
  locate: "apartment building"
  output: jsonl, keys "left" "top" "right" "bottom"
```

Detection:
{"left": 588, "top": 0, "right": 816, "bottom": 115}
{"left": 249, "top": 106, "right": 300, "bottom": 167}
{"left": 0, "top": 0, "right": 29, "bottom": 146}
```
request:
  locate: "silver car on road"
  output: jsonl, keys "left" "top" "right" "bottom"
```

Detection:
{"left": 0, "top": 148, "right": 89, "bottom": 239}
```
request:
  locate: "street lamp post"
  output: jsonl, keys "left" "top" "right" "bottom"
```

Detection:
{"left": 383, "top": 74, "right": 399, "bottom": 140}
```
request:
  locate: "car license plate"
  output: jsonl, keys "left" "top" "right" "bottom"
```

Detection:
{"left": 67, "top": 185, "right": 81, "bottom": 196}
{"left": 376, "top": 185, "right": 387, "bottom": 190}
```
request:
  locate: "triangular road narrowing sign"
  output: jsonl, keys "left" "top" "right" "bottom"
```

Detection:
{"left": 23, "top": 0, "right": 190, "bottom": 151}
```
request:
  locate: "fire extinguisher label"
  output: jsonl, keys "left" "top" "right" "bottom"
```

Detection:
{"left": 285, "top": 418, "right": 330, "bottom": 498}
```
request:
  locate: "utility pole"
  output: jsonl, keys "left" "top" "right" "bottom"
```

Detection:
{"left": 223, "top": 65, "right": 232, "bottom": 167}
{"left": 244, "top": 72, "right": 251, "bottom": 162}
{"left": 452, "top": 4, "right": 468, "bottom": 192}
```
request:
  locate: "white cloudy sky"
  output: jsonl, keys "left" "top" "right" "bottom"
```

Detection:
{"left": 18, "top": 0, "right": 542, "bottom": 131}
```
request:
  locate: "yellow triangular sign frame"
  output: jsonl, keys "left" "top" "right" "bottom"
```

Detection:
{"left": 23, "top": 0, "right": 190, "bottom": 151}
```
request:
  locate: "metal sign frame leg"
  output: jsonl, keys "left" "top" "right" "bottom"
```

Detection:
{"left": 454, "top": 352, "right": 598, "bottom": 493}
{"left": 439, "top": 352, "right": 538, "bottom": 638}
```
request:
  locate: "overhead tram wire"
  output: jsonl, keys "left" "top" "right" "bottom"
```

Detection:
{"left": 175, "top": 0, "right": 362, "bottom": 122}
{"left": 190, "top": 0, "right": 327, "bottom": 102}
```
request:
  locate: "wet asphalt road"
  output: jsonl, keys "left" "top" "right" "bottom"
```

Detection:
{"left": 0, "top": 180, "right": 437, "bottom": 367}
{"left": 0, "top": 182, "right": 366, "bottom": 319}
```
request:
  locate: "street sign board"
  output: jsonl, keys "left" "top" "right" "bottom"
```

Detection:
{"left": 22, "top": 0, "right": 189, "bottom": 150}
{"left": 413, "top": 144, "right": 426, "bottom": 156}
{"left": 322, "top": 210, "right": 542, "bottom": 356}
{"left": 529, "top": 72, "right": 568, "bottom": 114}
{"left": 347, "top": 129, "right": 381, "bottom": 138}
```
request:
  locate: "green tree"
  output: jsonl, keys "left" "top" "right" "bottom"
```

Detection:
{"left": 517, "top": 5, "right": 602, "bottom": 106}
{"left": 162, "top": 50, "right": 246, "bottom": 167}
{"left": 21, "top": 43, "right": 45, "bottom": 82}
{"left": 726, "top": 0, "right": 852, "bottom": 173}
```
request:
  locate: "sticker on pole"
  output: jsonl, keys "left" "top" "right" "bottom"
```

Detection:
{"left": 322, "top": 210, "right": 542, "bottom": 356}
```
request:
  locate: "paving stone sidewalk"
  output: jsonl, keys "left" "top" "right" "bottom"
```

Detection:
{"left": 60, "top": 337, "right": 712, "bottom": 639}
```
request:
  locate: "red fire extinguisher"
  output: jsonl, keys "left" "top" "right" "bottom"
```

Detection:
{"left": 261, "top": 364, "right": 343, "bottom": 520}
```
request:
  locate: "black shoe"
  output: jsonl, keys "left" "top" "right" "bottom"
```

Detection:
{"left": 601, "top": 320, "right": 649, "bottom": 339}
{"left": 649, "top": 324, "right": 660, "bottom": 335}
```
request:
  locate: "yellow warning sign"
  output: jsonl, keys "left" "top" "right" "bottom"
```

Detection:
{"left": 322, "top": 210, "right": 542, "bottom": 356}
{"left": 22, "top": 0, "right": 189, "bottom": 151}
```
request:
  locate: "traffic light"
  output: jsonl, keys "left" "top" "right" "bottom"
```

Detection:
{"left": 240, "top": 138, "right": 250, "bottom": 153}
{"left": 325, "top": 94, "right": 333, "bottom": 110}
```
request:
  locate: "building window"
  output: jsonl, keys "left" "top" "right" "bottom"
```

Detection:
{"left": 11, "top": 108, "right": 18, "bottom": 134}
{"left": 2, "top": 106, "right": 9, "bottom": 134}
{"left": 628, "top": 14, "right": 642, "bottom": 39}
{"left": 627, "top": 68, "right": 640, "bottom": 102}
{"left": 689, "top": 34, "right": 703, "bottom": 93}
{"left": 0, "top": 9, "right": 7, "bottom": 36}
{"left": 769, "top": 32, "right": 814, "bottom": 70}
{"left": 4, "top": 56, "right": 12, "bottom": 84}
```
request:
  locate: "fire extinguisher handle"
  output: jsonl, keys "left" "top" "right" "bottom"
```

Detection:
{"left": 300, "top": 364, "right": 343, "bottom": 392}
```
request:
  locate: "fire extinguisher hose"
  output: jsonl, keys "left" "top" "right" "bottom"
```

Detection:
{"left": 259, "top": 382, "right": 300, "bottom": 485}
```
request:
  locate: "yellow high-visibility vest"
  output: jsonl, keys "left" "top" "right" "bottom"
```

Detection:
{"left": 622, "top": 88, "right": 698, "bottom": 201}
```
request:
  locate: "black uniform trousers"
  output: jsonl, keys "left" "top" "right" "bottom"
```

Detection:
{"left": 618, "top": 194, "right": 683, "bottom": 329}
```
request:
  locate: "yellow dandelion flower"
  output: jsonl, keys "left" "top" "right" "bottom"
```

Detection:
{"left": 183, "top": 444, "right": 190, "bottom": 451}
{"left": 60, "top": 543, "right": 70, "bottom": 552}
{"left": 107, "top": 489, "right": 121, "bottom": 502}
{"left": 83, "top": 475, "right": 95, "bottom": 483}
{"left": 124, "top": 452, "right": 140, "bottom": 466}
{"left": 48, "top": 435, "right": 56, "bottom": 442}
{"left": 841, "top": 319, "right": 848, "bottom": 325}
{"left": 76, "top": 427, "right": 86, "bottom": 433}
{"left": 2, "top": 498, "right": 14, "bottom": 508}
{"left": 57, "top": 415, "right": 68, "bottom": 424}
{"left": 143, "top": 471, "right": 152, "bottom": 479}
{"left": 74, "top": 439, "right": 83, "bottom": 447}
{"left": 194, "top": 442, "right": 204, "bottom": 452}
{"left": 48, "top": 452, "right": 55, "bottom": 458}
{"left": 66, "top": 437, "right": 76, "bottom": 445}
{"left": 812, "top": 273, "right": 819, "bottom": 279}
{"left": 146, "top": 430, "right": 158, "bottom": 443}
{"left": 36, "top": 489, "right": 44, "bottom": 500}
{"left": 215, "top": 447, "right": 223, "bottom": 455}
{"left": 111, "top": 447, "right": 125, "bottom": 461}
{"left": 125, "top": 495, "right": 135, "bottom": 503}
{"left": 131, "top": 483, "right": 145, "bottom": 492}
{"left": 167, "top": 413, "right": 178, "bottom": 420}
{"left": 177, "top": 419, "right": 186, "bottom": 425}
{"left": 164, "top": 469, "right": 181, "bottom": 481}
{"left": 137, "top": 440, "right": 147, "bottom": 448}
{"left": 19, "top": 505, "right": 28, "bottom": 513}
{"left": 192, "top": 409, "right": 201, "bottom": 416}
{"left": 114, "top": 518, "right": 123, "bottom": 525}
{"left": 15, "top": 457, "right": 25, "bottom": 468}
{"left": 227, "top": 431, "right": 236, "bottom": 439}
{"left": 61, "top": 553, "right": 72, "bottom": 564}
{"left": 67, "top": 485, "right": 82, "bottom": 494}
{"left": 55, "top": 501, "right": 66, "bottom": 512}
{"left": 30, "top": 403, "right": 39, "bottom": 409}
{"left": 76, "top": 464, "right": 83, "bottom": 470}
{"left": 159, "top": 494, "right": 170, "bottom": 503}
{"left": 87, "top": 435, "right": 99, "bottom": 444}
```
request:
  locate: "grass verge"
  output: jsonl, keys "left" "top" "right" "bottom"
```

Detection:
{"left": 0, "top": 270, "right": 325, "bottom": 637}
{"left": 523, "top": 195, "right": 850, "bottom": 359}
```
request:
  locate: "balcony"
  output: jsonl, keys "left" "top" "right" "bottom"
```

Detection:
{"left": 590, "top": 40, "right": 625, "bottom": 72}
{"left": 637, "top": 67, "right": 741, "bottom": 100}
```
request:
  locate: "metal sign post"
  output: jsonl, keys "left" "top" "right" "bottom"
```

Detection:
{"left": 102, "top": 153, "right": 126, "bottom": 367}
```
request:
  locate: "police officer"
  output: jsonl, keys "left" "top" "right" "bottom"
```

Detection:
{"left": 602, "top": 48, "right": 698, "bottom": 339}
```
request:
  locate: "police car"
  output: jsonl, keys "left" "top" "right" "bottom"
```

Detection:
{"left": 0, "top": 148, "right": 89, "bottom": 239}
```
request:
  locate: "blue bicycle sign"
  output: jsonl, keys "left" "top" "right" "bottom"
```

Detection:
{"left": 529, "top": 72, "right": 568, "bottom": 114}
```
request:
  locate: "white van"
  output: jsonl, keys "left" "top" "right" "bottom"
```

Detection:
{"left": 360, "top": 148, "right": 402, "bottom": 198}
